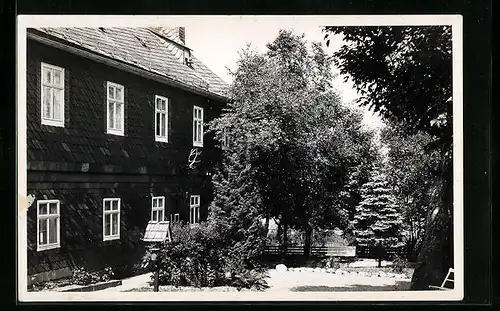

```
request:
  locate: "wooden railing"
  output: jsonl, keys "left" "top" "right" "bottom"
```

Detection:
{"left": 263, "top": 245, "right": 406, "bottom": 259}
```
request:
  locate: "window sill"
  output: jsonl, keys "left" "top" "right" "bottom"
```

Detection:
{"left": 193, "top": 142, "right": 203, "bottom": 148}
{"left": 107, "top": 129, "right": 125, "bottom": 136}
{"left": 103, "top": 235, "right": 120, "bottom": 242}
{"left": 37, "top": 243, "right": 60, "bottom": 252}
{"left": 155, "top": 137, "right": 169, "bottom": 143}
{"left": 41, "top": 119, "right": 65, "bottom": 128}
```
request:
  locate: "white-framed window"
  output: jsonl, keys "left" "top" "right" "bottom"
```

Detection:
{"left": 221, "top": 128, "right": 230, "bottom": 150}
{"left": 41, "top": 63, "right": 65, "bottom": 127}
{"left": 155, "top": 95, "right": 169, "bottom": 142}
{"left": 106, "top": 81, "right": 125, "bottom": 136}
{"left": 37, "top": 199, "right": 60, "bottom": 251}
{"left": 189, "top": 195, "right": 200, "bottom": 224}
{"left": 151, "top": 196, "right": 165, "bottom": 222}
{"left": 103, "top": 198, "right": 120, "bottom": 241}
{"left": 193, "top": 106, "right": 204, "bottom": 147}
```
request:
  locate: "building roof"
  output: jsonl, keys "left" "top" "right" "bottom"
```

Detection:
{"left": 29, "top": 27, "right": 230, "bottom": 100}
{"left": 143, "top": 221, "right": 172, "bottom": 243}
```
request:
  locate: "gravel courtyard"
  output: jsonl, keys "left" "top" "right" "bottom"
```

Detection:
{"left": 266, "top": 269, "right": 411, "bottom": 292}
{"left": 107, "top": 262, "right": 413, "bottom": 293}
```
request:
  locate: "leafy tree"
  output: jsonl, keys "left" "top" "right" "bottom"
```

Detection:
{"left": 381, "top": 124, "right": 444, "bottom": 259}
{"left": 351, "top": 162, "right": 403, "bottom": 247}
{"left": 324, "top": 25, "right": 453, "bottom": 289}
{"left": 208, "top": 30, "right": 373, "bottom": 258}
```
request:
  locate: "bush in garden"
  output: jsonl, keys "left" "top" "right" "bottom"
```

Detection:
{"left": 391, "top": 254, "right": 410, "bottom": 273}
{"left": 323, "top": 257, "right": 341, "bottom": 270}
{"left": 141, "top": 221, "right": 269, "bottom": 290}
{"left": 71, "top": 266, "right": 115, "bottom": 286}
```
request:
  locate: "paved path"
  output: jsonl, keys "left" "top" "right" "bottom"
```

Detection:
{"left": 99, "top": 269, "right": 410, "bottom": 293}
{"left": 100, "top": 273, "right": 152, "bottom": 292}
{"left": 266, "top": 270, "right": 410, "bottom": 292}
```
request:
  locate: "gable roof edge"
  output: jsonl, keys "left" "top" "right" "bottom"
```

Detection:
{"left": 27, "top": 29, "right": 231, "bottom": 103}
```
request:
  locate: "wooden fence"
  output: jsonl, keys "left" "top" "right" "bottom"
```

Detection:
{"left": 263, "top": 244, "right": 406, "bottom": 259}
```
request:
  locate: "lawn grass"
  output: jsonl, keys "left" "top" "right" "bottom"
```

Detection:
{"left": 290, "top": 280, "right": 412, "bottom": 292}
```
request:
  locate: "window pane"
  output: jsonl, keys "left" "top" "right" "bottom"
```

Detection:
{"left": 152, "top": 210, "right": 157, "bottom": 222}
{"left": 53, "top": 70, "right": 62, "bottom": 86}
{"left": 112, "top": 200, "right": 119, "bottom": 210}
{"left": 156, "top": 112, "right": 161, "bottom": 136}
{"left": 53, "top": 89, "right": 61, "bottom": 120}
{"left": 116, "top": 103, "right": 122, "bottom": 130}
{"left": 48, "top": 217, "right": 58, "bottom": 244}
{"left": 158, "top": 210, "right": 164, "bottom": 222}
{"left": 44, "top": 68, "right": 52, "bottom": 84}
{"left": 161, "top": 114, "right": 166, "bottom": 137}
{"left": 39, "top": 219, "right": 47, "bottom": 245}
{"left": 108, "top": 86, "right": 114, "bottom": 99}
{"left": 193, "top": 122, "right": 197, "bottom": 142}
{"left": 49, "top": 203, "right": 58, "bottom": 214}
{"left": 104, "top": 214, "right": 111, "bottom": 236}
{"left": 43, "top": 87, "right": 52, "bottom": 119}
{"left": 159, "top": 198, "right": 164, "bottom": 207}
{"left": 39, "top": 203, "right": 48, "bottom": 215}
{"left": 112, "top": 213, "right": 119, "bottom": 235}
{"left": 116, "top": 87, "right": 122, "bottom": 101}
{"left": 104, "top": 201, "right": 111, "bottom": 211}
{"left": 197, "top": 123, "right": 202, "bottom": 141}
{"left": 108, "top": 102, "right": 115, "bottom": 129}
{"left": 156, "top": 98, "right": 162, "bottom": 110}
{"left": 153, "top": 199, "right": 157, "bottom": 208}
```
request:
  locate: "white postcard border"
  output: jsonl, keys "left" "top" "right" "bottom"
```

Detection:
{"left": 17, "top": 14, "right": 464, "bottom": 302}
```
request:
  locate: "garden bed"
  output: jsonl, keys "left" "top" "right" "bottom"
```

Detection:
{"left": 29, "top": 278, "right": 123, "bottom": 292}
{"left": 285, "top": 266, "right": 414, "bottom": 279}
{"left": 124, "top": 285, "right": 257, "bottom": 292}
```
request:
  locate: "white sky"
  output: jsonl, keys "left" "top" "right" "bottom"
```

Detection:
{"left": 183, "top": 16, "right": 385, "bottom": 130}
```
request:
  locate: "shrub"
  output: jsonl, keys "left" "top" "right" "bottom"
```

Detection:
{"left": 229, "top": 268, "right": 270, "bottom": 291}
{"left": 391, "top": 254, "right": 409, "bottom": 273}
{"left": 323, "top": 257, "right": 341, "bottom": 270}
{"left": 71, "top": 266, "right": 115, "bottom": 286}
{"left": 142, "top": 222, "right": 268, "bottom": 290}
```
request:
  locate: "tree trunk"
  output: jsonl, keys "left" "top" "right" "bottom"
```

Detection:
{"left": 410, "top": 157, "right": 453, "bottom": 290}
{"left": 276, "top": 217, "right": 282, "bottom": 246}
{"left": 304, "top": 224, "right": 312, "bottom": 259}
{"left": 265, "top": 213, "right": 270, "bottom": 235}
{"left": 264, "top": 209, "right": 270, "bottom": 246}
{"left": 303, "top": 207, "right": 312, "bottom": 259}
{"left": 283, "top": 218, "right": 288, "bottom": 255}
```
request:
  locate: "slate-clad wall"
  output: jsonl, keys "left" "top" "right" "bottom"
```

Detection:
{"left": 26, "top": 39, "right": 224, "bottom": 278}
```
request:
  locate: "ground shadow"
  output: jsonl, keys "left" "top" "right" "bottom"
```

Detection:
{"left": 290, "top": 281, "right": 411, "bottom": 292}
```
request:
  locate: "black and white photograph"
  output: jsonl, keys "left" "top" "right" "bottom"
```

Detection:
{"left": 16, "top": 15, "right": 463, "bottom": 301}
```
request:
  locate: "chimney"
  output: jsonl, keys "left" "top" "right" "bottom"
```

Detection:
{"left": 179, "top": 27, "right": 185, "bottom": 45}
{"left": 151, "top": 26, "right": 186, "bottom": 46}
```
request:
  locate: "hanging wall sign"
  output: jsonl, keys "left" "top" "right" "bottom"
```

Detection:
{"left": 187, "top": 148, "right": 202, "bottom": 169}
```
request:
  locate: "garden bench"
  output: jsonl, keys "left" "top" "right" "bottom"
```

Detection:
{"left": 429, "top": 268, "right": 454, "bottom": 290}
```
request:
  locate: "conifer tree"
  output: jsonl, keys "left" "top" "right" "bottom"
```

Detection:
{"left": 351, "top": 164, "right": 403, "bottom": 247}
{"left": 207, "top": 150, "right": 266, "bottom": 271}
